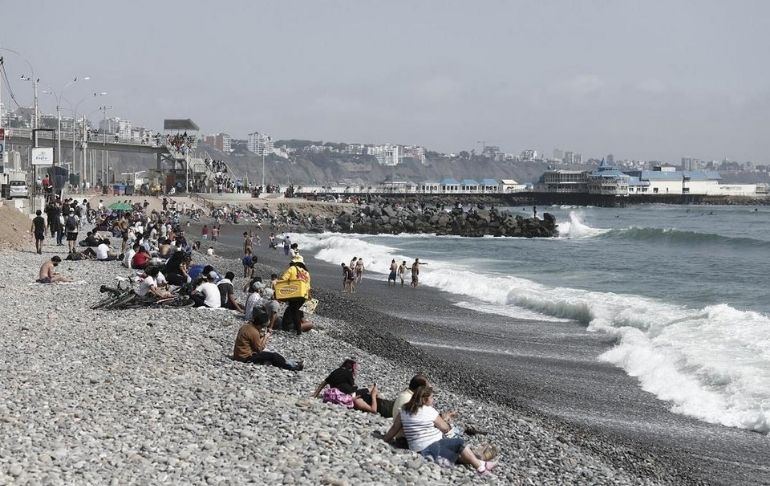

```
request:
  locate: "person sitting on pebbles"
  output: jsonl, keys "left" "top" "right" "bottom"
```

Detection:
{"left": 37, "top": 256, "right": 71, "bottom": 283}
{"left": 312, "top": 359, "right": 390, "bottom": 416}
{"left": 383, "top": 385, "right": 498, "bottom": 475}
{"left": 232, "top": 307, "right": 303, "bottom": 371}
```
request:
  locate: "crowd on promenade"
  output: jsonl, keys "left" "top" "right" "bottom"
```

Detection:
{"left": 28, "top": 199, "right": 500, "bottom": 476}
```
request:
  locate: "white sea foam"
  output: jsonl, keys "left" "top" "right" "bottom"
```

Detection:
{"left": 294, "top": 232, "right": 770, "bottom": 433}
{"left": 558, "top": 211, "right": 611, "bottom": 239}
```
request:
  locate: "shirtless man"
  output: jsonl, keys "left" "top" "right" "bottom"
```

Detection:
{"left": 410, "top": 258, "right": 427, "bottom": 288}
{"left": 38, "top": 256, "right": 70, "bottom": 283}
{"left": 397, "top": 261, "right": 407, "bottom": 287}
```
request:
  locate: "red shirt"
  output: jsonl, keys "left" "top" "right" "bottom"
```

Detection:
{"left": 132, "top": 251, "right": 150, "bottom": 267}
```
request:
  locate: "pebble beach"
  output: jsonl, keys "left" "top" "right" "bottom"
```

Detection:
{"left": 0, "top": 240, "right": 690, "bottom": 485}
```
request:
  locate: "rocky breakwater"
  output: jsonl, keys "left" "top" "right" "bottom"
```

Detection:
{"left": 284, "top": 203, "right": 558, "bottom": 237}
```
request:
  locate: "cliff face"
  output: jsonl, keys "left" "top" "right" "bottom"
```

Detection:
{"left": 95, "top": 144, "right": 548, "bottom": 186}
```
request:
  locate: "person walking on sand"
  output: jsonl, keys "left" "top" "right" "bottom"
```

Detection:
{"left": 37, "top": 256, "right": 70, "bottom": 283}
{"left": 388, "top": 259, "right": 397, "bottom": 286}
{"left": 410, "top": 258, "right": 426, "bottom": 288}
{"left": 243, "top": 231, "right": 253, "bottom": 254}
{"left": 30, "top": 210, "right": 46, "bottom": 254}
{"left": 342, "top": 262, "right": 355, "bottom": 293}
{"left": 355, "top": 258, "right": 365, "bottom": 284}
{"left": 201, "top": 224, "right": 209, "bottom": 241}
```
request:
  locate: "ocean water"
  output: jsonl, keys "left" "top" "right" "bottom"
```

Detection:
{"left": 292, "top": 204, "right": 770, "bottom": 433}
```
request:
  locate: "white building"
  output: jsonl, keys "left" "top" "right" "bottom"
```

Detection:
{"left": 500, "top": 179, "right": 526, "bottom": 192}
{"left": 369, "top": 144, "right": 400, "bottom": 166}
{"left": 248, "top": 131, "right": 273, "bottom": 155}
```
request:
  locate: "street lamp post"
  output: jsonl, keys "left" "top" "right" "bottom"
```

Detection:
{"left": 99, "top": 105, "right": 112, "bottom": 188}
{"left": 43, "top": 76, "right": 90, "bottom": 195}
{"left": 63, "top": 92, "right": 106, "bottom": 191}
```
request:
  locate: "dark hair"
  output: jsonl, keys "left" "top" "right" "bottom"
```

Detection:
{"left": 341, "top": 359, "right": 357, "bottom": 372}
{"left": 403, "top": 386, "right": 433, "bottom": 415}
{"left": 408, "top": 374, "right": 429, "bottom": 392}
{"left": 51, "top": 256, "right": 62, "bottom": 263}
{"left": 36, "top": 210, "right": 42, "bottom": 216}
{"left": 251, "top": 306, "right": 268, "bottom": 327}
{"left": 147, "top": 266, "right": 160, "bottom": 277}
{"left": 225, "top": 271, "right": 235, "bottom": 280}
{"left": 271, "top": 273, "right": 278, "bottom": 279}
{"left": 202, "top": 265, "right": 214, "bottom": 274}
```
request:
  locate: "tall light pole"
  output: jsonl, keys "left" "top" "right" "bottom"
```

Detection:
{"left": 20, "top": 75, "right": 39, "bottom": 129}
{"left": 62, "top": 92, "right": 107, "bottom": 190}
{"left": 99, "top": 105, "right": 111, "bottom": 187}
{"left": 42, "top": 75, "right": 90, "bottom": 194}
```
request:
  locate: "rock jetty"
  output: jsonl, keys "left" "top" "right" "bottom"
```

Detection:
{"left": 262, "top": 203, "right": 558, "bottom": 237}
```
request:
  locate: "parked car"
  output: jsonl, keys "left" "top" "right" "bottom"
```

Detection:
{"left": 9, "top": 180, "right": 29, "bottom": 198}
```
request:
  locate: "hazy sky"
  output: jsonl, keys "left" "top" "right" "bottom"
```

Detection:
{"left": 2, "top": 0, "right": 769, "bottom": 162}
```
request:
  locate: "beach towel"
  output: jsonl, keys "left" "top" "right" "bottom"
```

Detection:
{"left": 322, "top": 387, "right": 354, "bottom": 408}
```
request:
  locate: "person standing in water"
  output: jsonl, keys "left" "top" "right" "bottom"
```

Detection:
{"left": 355, "top": 258, "right": 365, "bottom": 284}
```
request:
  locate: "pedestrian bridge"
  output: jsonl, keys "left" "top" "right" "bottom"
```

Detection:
{"left": 4, "top": 127, "right": 238, "bottom": 193}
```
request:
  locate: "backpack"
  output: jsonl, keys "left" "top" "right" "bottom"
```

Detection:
{"left": 66, "top": 215, "right": 78, "bottom": 232}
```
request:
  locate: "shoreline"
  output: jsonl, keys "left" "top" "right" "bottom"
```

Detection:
{"left": 0, "top": 238, "right": 684, "bottom": 484}
{"left": 207, "top": 223, "right": 770, "bottom": 486}
{"left": 207, "top": 225, "right": 698, "bottom": 484}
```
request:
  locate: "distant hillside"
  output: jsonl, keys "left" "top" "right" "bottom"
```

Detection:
{"left": 215, "top": 145, "right": 549, "bottom": 186}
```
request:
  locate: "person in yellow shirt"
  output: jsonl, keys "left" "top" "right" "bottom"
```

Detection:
{"left": 280, "top": 255, "right": 311, "bottom": 335}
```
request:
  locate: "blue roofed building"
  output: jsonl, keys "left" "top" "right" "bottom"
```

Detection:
{"left": 440, "top": 178, "right": 461, "bottom": 193}
{"left": 587, "top": 159, "right": 630, "bottom": 195}
{"left": 480, "top": 178, "right": 499, "bottom": 193}
{"left": 460, "top": 179, "right": 479, "bottom": 193}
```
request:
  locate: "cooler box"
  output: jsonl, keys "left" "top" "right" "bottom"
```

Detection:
{"left": 274, "top": 280, "right": 309, "bottom": 301}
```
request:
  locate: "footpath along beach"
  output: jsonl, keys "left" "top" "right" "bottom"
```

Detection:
{"left": 0, "top": 233, "right": 694, "bottom": 485}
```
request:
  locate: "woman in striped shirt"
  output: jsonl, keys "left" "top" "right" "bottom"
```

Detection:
{"left": 383, "top": 386, "right": 498, "bottom": 475}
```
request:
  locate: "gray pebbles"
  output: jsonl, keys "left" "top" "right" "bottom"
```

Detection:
{"left": 0, "top": 246, "right": 680, "bottom": 485}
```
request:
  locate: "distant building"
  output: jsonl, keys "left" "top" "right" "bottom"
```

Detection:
{"left": 204, "top": 133, "right": 232, "bottom": 152}
{"left": 681, "top": 157, "right": 701, "bottom": 171}
{"left": 248, "top": 131, "right": 273, "bottom": 155}
{"left": 537, "top": 170, "right": 588, "bottom": 192}
{"left": 563, "top": 151, "right": 582, "bottom": 165}
{"left": 369, "top": 144, "right": 400, "bottom": 166}
{"left": 553, "top": 148, "right": 564, "bottom": 161}
{"left": 402, "top": 145, "right": 427, "bottom": 164}
{"left": 606, "top": 154, "right": 614, "bottom": 165}
{"left": 500, "top": 179, "right": 526, "bottom": 193}
{"left": 587, "top": 159, "right": 629, "bottom": 195}
{"left": 520, "top": 149, "right": 537, "bottom": 161}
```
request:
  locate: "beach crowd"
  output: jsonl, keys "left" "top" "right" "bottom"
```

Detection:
{"left": 28, "top": 196, "right": 499, "bottom": 476}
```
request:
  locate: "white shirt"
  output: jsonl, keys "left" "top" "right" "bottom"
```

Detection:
{"left": 123, "top": 248, "right": 136, "bottom": 268}
{"left": 137, "top": 276, "right": 156, "bottom": 297}
{"left": 244, "top": 293, "right": 263, "bottom": 321}
{"left": 195, "top": 282, "right": 221, "bottom": 308}
{"left": 156, "top": 271, "right": 167, "bottom": 286}
{"left": 95, "top": 243, "right": 111, "bottom": 260}
{"left": 399, "top": 406, "right": 442, "bottom": 452}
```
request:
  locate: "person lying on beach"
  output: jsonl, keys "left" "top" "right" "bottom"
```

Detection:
{"left": 312, "top": 359, "right": 383, "bottom": 414}
{"left": 37, "top": 256, "right": 71, "bottom": 283}
{"left": 232, "top": 307, "right": 303, "bottom": 371}
{"left": 383, "top": 386, "right": 497, "bottom": 475}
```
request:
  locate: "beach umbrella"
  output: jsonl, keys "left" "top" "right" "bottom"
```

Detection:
{"left": 109, "top": 202, "right": 133, "bottom": 211}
